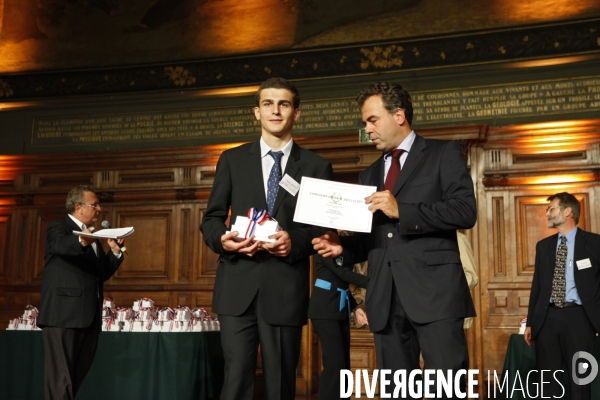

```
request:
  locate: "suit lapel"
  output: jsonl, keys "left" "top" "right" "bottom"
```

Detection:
{"left": 573, "top": 229, "right": 587, "bottom": 276}
{"left": 271, "top": 141, "right": 300, "bottom": 216}
{"left": 65, "top": 216, "right": 100, "bottom": 264}
{"left": 369, "top": 157, "right": 385, "bottom": 190}
{"left": 392, "top": 135, "right": 426, "bottom": 196}
{"left": 248, "top": 140, "right": 268, "bottom": 209}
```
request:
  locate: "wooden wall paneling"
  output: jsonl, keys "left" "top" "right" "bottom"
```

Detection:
{"left": 491, "top": 196, "right": 507, "bottom": 279}
{"left": 195, "top": 208, "right": 227, "bottom": 286}
{"left": 107, "top": 205, "right": 176, "bottom": 285}
{"left": 0, "top": 212, "right": 11, "bottom": 285}
{"left": 36, "top": 172, "right": 94, "bottom": 191}
{"left": 349, "top": 330, "right": 378, "bottom": 394}
{"left": 189, "top": 289, "right": 214, "bottom": 314}
{"left": 115, "top": 168, "right": 177, "bottom": 188}
{"left": 31, "top": 207, "right": 65, "bottom": 284}
{"left": 11, "top": 209, "right": 32, "bottom": 285}
{"left": 177, "top": 205, "right": 193, "bottom": 283}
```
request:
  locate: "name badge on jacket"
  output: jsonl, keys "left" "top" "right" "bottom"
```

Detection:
{"left": 576, "top": 258, "right": 592, "bottom": 270}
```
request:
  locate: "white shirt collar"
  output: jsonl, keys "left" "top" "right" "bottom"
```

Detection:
{"left": 260, "top": 137, "right": 293, "bottom": 158}
{"left": 384, "top": 130, "right": 416, "bottom": 160}
{"left": 68, "top": 214, "right": 85, "bottom": 230}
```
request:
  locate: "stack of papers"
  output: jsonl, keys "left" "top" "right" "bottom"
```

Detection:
{"left": 73, "top": 227, "right": 135, "bottom": 239}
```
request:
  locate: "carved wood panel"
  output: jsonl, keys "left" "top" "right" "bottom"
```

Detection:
{"left": 0, "top": 214, "right": 11, "bottom": 284}
{"left": 108, "top": 207, "right": 175, "bottom": 284}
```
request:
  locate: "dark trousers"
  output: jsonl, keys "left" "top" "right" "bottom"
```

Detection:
{"left": 312, "top": 319, "right": 351, "bottom": 400}
{"left": 535, "top": 305, "right": 595, "bottom": 400}
{"left": 42, "top": 322, "right": 99, "bottom": 400}
{"left": 373, "top": 282, "right": 469, "bottom": 399}
{"left": 218, "top": 297, "right": 303, "bottom": 400}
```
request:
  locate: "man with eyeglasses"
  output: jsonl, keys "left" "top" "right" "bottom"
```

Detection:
{"left": 38, "top": 185, "right": 125, "bottom": 400}
{"left": 525, "top": 192, "right": 600, "bottom": 399}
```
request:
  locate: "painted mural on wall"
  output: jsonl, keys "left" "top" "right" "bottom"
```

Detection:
{"left": 0, "top": 0, "right": 417, "bottom": 74}
{"left": 1, "top": 0, "right": 599, "bottom": 75}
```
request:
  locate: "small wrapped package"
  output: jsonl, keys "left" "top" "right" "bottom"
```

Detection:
{"left": 168, "top": 320, "right": 190, "bottom": 333}
{"left": 191, "top": 307, "right": 208, "bottom": 319}
{"left": 102, "top": 317, "right": 120, "bottom": 332}
{"left": 116, "top": 308, "right": 132, "bottom": 322}
{"left": 103, "top": 297, "right": 115, "bottom": 309}
{"left": 17, "top": 320, "right": 31, "bottom": 331}
{"left": 138, "top": 308, "right": 157, "bottom": 322}
{"left": 227, "top": 208, "right": 279, "bottom": 243}
{"left": 174, "top": 306, "right": 191, "bottom": 322}
{"left": 518, "top": 317, "right": 527, "bottom": 334}
{"left": 133, "top": 298, "right": 155, "bottom": 311}
{"left": 144, "top": 318, "right": 162, "bottom": 332}
{"left": 7, "top": 318, "right": 19, "bottom": 330}
{"left": 130, "top": 320, "right": 145, "bottom": 332}
{"left": 157, "top": 307, "right": 174, "bottom": 322}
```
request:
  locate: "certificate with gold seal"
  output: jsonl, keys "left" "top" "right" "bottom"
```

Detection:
{"left": 293, "top": 177, "right": 376, "bottom": 233}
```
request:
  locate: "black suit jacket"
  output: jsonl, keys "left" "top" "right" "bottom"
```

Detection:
{"left": 527, "top": 228, "right": 600, "bottom": 339}
{"left": 308, "top": 255, "right": 368, "bottom": 321}
{"left": 341, "top": 135, "right": 477, "bottom": 332}
{"left": 200, "top": 140, "right": 333, "bottom": 327}
{"left": 38, "top": 216, "right": 123, "bottom": 330}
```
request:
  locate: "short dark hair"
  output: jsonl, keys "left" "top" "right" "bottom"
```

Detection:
{"left": 255, "top": 77, "right": 300, "bottom": 109}
{"left": 547, "top": 192, "right": 580, "bottom": 224}
{"left": 356, "top": 82, "right": 413, "bottom": 126}
{"left": 66, "top": 185, "right": 96, "bottom": 214}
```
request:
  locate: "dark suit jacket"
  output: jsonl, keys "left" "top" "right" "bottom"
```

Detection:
{"left": 308, "top": 255, "right": 368, "bottom": 321}
{"left": 200, "top": 140, "right": 333, "bottom": 327}
{"left": 527, "top": 228, "right": 600, "bottom": 338}
{"left": 38, "top": 216, "right": 123, "bottom": 330}
{"left": 341, "top": 135, "right": 477, "bottom": 332}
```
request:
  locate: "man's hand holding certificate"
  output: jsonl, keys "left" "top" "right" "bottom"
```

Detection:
{"left": 293, "top": 177, "right": 377, "bottom": 233}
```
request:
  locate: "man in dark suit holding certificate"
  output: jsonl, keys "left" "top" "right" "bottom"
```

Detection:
{"left": 313, "top": 82, "right": 477, "bottom": 397}
{"left": 525, "top": 192, "right": 600, "bottom": 399}
{"left": 38, "top": 185, "right": 124, "bottom": 400}
{"left": 200, "top": 77, "right": 333, "bottom": 400}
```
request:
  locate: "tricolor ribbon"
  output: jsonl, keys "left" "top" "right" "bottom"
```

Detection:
{"left": 102, "top": 315, "right": 116, "bottom": 331}
{"left": 25, "top": 305, "right": 39, "bottom": 329}
{"left": 244, "top": 208, "right": 272, "bottom": 238}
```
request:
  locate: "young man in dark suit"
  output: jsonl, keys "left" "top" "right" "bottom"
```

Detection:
{"left": 525, "top": 192, "right": 600, "bottom": 399}
{"left": 37, "top": 185, "right": 124, "bottom": 400}
{"left": 309, "top": 254, "right": 368, "bottom": 400}
{"left": 200, "top": 77, "right": 333, "bottom": 400}
{"left": 313, "top": 82, "right": 477, "bottom": 397}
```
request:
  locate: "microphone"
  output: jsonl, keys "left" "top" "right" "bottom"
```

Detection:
{"left": 101, "top": 220, "right": 128, "bottom": 255}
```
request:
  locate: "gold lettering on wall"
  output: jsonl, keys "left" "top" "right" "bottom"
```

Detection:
{"left": 32, "top": 76, "right": 600, "bottom": 147}
{"left": 412, "top": 76, "right": 600, "bottom": 124}
{"left": 31, "top": 100, "right": 363, "bottom": 147}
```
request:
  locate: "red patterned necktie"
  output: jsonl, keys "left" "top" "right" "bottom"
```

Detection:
{"left": 384, "top": 149, "right": 404, "bottom": 191}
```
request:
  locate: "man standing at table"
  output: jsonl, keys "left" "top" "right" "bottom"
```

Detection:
{"left": 200, "top": 77, "right": 333, "bottom": 400}
{"left": 313, "top": 82, "right": 477, "bottom": 397}
{"left": 525, "top": 192, "right": 600, "bottom": 399}
{"left": 37, "top": 185, "right": 124, "bottom": 400}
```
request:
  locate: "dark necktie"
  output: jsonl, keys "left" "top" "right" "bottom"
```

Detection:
{"left": 384, "top": 149, "right": 404, "bottom": 191}
{"left": 550, "top": 235, "right": 568, "bottom": 308}
{"left": 267, "top": 151, "right": 284, "bottom": 214}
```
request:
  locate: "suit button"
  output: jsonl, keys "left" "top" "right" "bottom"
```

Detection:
{"left": 387, "top": 232, "right": 393, "bottom": 238}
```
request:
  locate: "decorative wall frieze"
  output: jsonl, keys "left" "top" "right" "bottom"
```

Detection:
{"left": 0, "top": 19, "right": 598, "bottom": 101}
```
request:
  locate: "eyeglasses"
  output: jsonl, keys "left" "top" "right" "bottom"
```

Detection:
{"left": 546, "top": 206, "right": 563, "bottom": 213}
{"left": 81, "top": 203, "right": 101, "bottom": 211}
